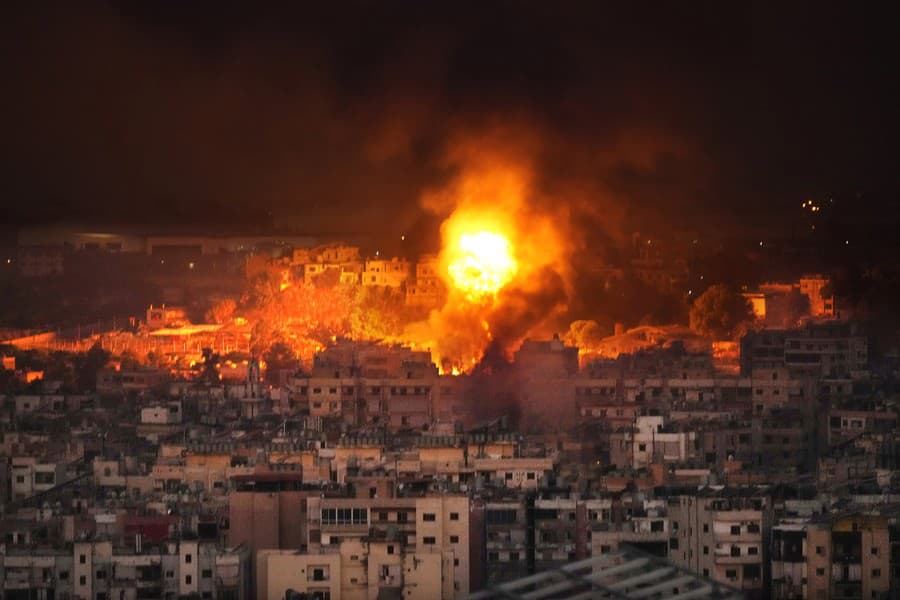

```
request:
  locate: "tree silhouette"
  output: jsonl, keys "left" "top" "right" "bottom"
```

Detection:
{"left": 689, "top": 284, "right": 754, "bottom": 339}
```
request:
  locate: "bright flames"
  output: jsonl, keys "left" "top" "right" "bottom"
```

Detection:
{"left": 447, "top": 230, "right": 517, "bottom": 300}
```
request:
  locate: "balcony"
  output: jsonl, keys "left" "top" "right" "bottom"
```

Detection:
{"left": 3, "top": 574, "right": 31, "bottom": 590}
{"left": 713, "top": 550, "right": 762, "bottom": 565}
{"left": 320, "top": 522, "right": 369, "bottom": 534}
{"left": 715, "top": 531, "right": 762, "bottom": 544}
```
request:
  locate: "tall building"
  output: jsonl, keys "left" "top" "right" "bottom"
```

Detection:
{"left": 668, "top": 489, "right": 771, "bottom": 599}
{"left": 254, "top": 494, "right": 470, "bottom": 599}
{"left": 771, "top": 514, "right": 890, "bottom": 600}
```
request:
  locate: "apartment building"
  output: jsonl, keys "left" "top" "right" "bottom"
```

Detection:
{"left": 668, "top": 489, "right": 771, "bottom": 599}
{"left": 252, "top": 493, "right": 471, "bottom": 599}
{"left": 771, "top": 514, "right": 890, "bottom": 600}
{"left": 0, "top": 539, "right": 250, "bottom": 600}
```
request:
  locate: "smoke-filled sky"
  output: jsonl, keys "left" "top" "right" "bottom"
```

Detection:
{"left": 2, "top": 2, "right": 898, "bottom": 245}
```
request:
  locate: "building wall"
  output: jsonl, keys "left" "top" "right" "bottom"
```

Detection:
{"left": 257, "top": 550, "right": 341, "bottom": 600}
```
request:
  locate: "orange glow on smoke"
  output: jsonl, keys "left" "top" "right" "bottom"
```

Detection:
{"left": 446, "top": 230, "right": 517, "bottom": 300}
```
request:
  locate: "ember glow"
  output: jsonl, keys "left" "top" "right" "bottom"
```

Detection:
{"left": 447, "top": 230, "right": 517, "bottom": 300}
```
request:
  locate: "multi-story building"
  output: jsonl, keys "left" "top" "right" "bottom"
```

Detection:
{"left": 0, "top": 539, "right": 250, "bottom": 600}
{"left": 252, "top": 493, "right": 471, "bottom": 599}
{"left": 668, "top": 488, "right": 771, "bottom": 599}
{"left": 740, "top": 323, "right": 868, "bottom": 378}
{"left": 362, "top": 258, "right": 411, "bottom": 288}
{"left": 771, "top": 514, "right": 890, "bottom": 600}
{"left": 227, "top": 468, "right": 310, "bottom": 555}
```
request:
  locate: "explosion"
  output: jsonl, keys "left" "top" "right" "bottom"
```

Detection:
{"left": 407, "top": 133, "right": 576, "bottom": 373}
{"left": 447, "top": 230, "right": 517, "bottom": 301}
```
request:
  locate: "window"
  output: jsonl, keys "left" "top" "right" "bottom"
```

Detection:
{"left": 486, "top": 509, "right": 516, "bottom": 525}
{"left": 321, "top": 507, "right": 368, "bottom": 525}
{"left": 379, "top": 512, "right": 388, "bottom": 521}
{"left": 871, "top": 547, "right": 879, "bottom": 555}
{"left": 450, "top": 512, "right": 459, "bottom": 521}
{"left": 454, "top": 558, "right": 460, "bottom": 566}
{"left": 747, "top": 523, "right": 760, "bottom": 533}
{"left": 16, "top": 475, "right": 25, "bottom": 483}
{"left": 527, "top": 472, "right": 536, "bottom": 480}
{"left": 96, "top": 570, "right": 106, "bottom": 579}
{"left": 816, "top": 545, "right": 825, "bottom": 556}
{"left": 423, "top": 536, "right": 436, "bottom": 545}
{"left": 185, "top": 575, "right": 192, "bottom": 585}
{"left": 748, "top": 546, "right": 759, "bottom": 555}
{"left": 730, "top": 525, "right": 741, "bottom": 535}
{"left": 166, "top": 570, "right": 175, "bottom": 578}
{"left": 80, "top": 576, "right": 87, "bottom": 585}
{"left": 509, "top": 552, "right": 519, "bottom": 561}
{"left": 202, "top": 569, "right": 212, "bottom": 578}
{"left": 730, "top": 546, "right": 741, "bottom": 557}
{"left": 670, "top": 538, "right": 679, "bottom": 550}
{"left": 79, "top": 555, "right": 86, "bottom": 564}
{"left": 816, "top": 568, "right": 825, "bottom": 576}
{"left": 703, "top": 546, "right": 709, "bottom": 555}
{"left": 387, "top": 545, "right": 394, "bottom": 555}
{"left": 725, "top": 569, "right": 737, "bottom": 580}
{"left": 638, "top": 444, "right": 647, "bottom": 452}
{"left": 505, "top": 472, "right": 513, "bottom": 480}
{"left": 600, "top": 545, "right": 611, "bottom": 554}
{"left": 185, "top": 554, "right": 192, "bottom": 564}
{"left": 450, "top": 535, "right": 459, "bottom": 543}
{"left": 59, "top": 571, "right": 69, "bottom": 580}
{"left": 397, "top": 512, "right": 408, "bottom": 523}
{"left": 488, "top": 552, "right": 499, "bottom": 561}
{"left": 702, "top": 569, "right": 709, "bottom": 577}
{"left": 423, "top": 513, "right": 436, "bottom": 522}
{"left": 702, "top": 524, "right": 709, "bottom": 533}
{"left": 872, "top": 569, "right": 881, "bottom": 578}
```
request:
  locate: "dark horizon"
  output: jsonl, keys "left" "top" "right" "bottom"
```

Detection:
{"left": 2, "top": 2, "right": 899, "bottom": 246}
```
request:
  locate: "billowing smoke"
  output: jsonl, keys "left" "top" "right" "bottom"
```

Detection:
{"left": 399, "top": 126, "right": 581, "bottom": 369}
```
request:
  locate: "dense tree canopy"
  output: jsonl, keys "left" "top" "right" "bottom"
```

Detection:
{"left": 689, "top": 284, "right": 754, "bottom": 339}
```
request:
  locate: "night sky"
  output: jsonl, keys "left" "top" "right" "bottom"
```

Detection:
{"left": 2, "top": 2, "right": 898, "bottom": 244}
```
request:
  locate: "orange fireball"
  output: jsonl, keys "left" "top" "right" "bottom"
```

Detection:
{"left": 447, "top": 230, "right": 517, "bottom": 300}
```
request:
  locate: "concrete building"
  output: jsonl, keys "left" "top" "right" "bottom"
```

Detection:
{"left": 771, "top": 514, "right": 890, "bottom": 600}
{"left": 362, "top": 258, "right": 411, "bottom": 288}
{"left": 668, "top": 489, "right": 771, "bottom": 599}
{"left": 227, "top": 469, "right": 310, "bottom": 555}
{"left": 300, "top": 494, "right": 470, "bottom": 598}
{"left": 0, "top": 538, "right": 251, "bottom": 600}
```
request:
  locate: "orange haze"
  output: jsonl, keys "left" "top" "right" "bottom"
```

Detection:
{"left": 406, "top": 133, "right": 574, "bottom": 372}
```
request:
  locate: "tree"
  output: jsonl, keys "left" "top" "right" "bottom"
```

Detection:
{"left": 263, "top": 341, "right": 299, "bottom": 384}
{"left": 199, "top": 347, "right": 220, "bottom": 384}
{"left": 205, "top": 298, "right": 237, "bottom": 324}
{"left": 563, "top": 320, "right": 610, "bottom": 350}
{"left": 689, "top": 284, "right": 754, "bottom": 339}
{"left": 76, "top": 342, "right": 111, "bottom": 392}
